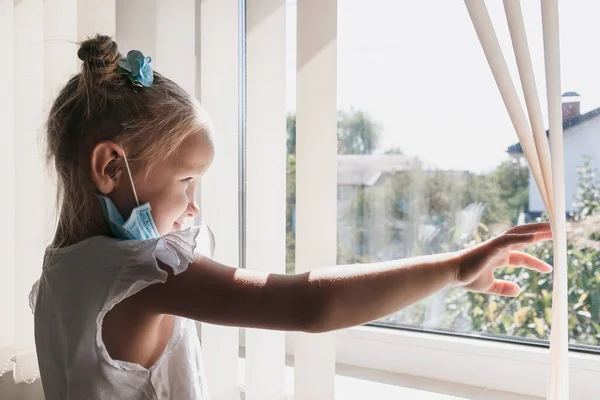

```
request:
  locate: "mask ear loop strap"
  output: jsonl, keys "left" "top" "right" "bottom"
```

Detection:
{"left": 121, "top": 153, "right": 140, "bottom": 207}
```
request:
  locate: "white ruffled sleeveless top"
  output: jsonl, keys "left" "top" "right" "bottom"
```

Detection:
{"left": 29, "top": 225, "right": 214, "bottom": 400}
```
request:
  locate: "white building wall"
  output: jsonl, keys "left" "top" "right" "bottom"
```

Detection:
{"left": 529, "top": 116, "right": 600, "bottom": 213}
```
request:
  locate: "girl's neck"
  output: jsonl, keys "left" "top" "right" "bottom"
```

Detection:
{"left": 52, "top": 204, "right": 112, "bottom": 248}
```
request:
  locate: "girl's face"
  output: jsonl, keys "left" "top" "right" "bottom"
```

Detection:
{"left": 111, "top": 130, "right": 214, "bottom": 235}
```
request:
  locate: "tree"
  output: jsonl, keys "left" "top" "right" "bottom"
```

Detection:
{"left": 287, "top": 109, "right": 385, "bottom": 270}
{"left": 573, "top": 155, "right": 600, "bottom": 220}
{"left": 337, "top": 109, "right": 382, "bottom": 155}
{"left": 286, "top": 114, "right": 296, "bottom": 155}
{"left": 385, "top": 147, "right": 404, "bottom": 155}
{"left": 492, "top": 156, "right": 529, "bottom": 224}
{"left": 287, "top": 110, "right": 383, "bottom": 155}
{"left": 286, "top": 154, "right": 296, "bottom": 273}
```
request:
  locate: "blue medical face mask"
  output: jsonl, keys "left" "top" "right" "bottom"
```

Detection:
{"left": 96, "top": 153, "right": 161, "bottom": 240}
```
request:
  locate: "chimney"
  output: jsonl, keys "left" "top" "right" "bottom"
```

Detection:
{"left": 562, "top": 91, "right": 581, "bottom": 121}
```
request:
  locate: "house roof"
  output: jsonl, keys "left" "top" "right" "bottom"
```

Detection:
{"left": 506, "top": 105, "right": 600, "bottom": 154}
{"left": 337, "top": 154, "right": 436, "bottom": 186}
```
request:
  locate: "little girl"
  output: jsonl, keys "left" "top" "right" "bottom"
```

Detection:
{"left": 30, "top": 35, "right": 553, "bottom": 400}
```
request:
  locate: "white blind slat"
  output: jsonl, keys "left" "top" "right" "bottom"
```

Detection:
{"left": 14, "top": 0, "right": 45, "bottom": 383}
{"left": 295, "top": 0, "right": 337, "bottom": 398}
{"left": 465, "top": 0, "right": 570, "bottom": 398}
{"left": 245, "top": 0, "right": 287, "bottom": 398}
{"left": 0, "top": 0, "right": 16, "bottom": 376}
{"left": 77, "top": 0, "right": 115, "bottom": 38}
{"left": 464, "top": 0, "right": 553, "bottom": 215}
{"left": 541, "top": 1, "right": 569, "bottom": 398}
{"left": 503, "top": 0, "right": 555, "bottom": 217}
{"left": 198, "top": 0, "right": 241, "bottom": 398}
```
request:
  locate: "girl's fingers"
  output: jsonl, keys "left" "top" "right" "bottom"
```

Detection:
{"left": 492, "top": 231, "right": 553, "bottom": 250}
{"left": 505, "top": 231, "right": 553, "bottom": 251}
{"left": 507, "top": 251, "right": 553, "bottom": 273}
{"left": 533, "top": 230, "right": 553, "bottom": 242}
{"left": 504, "top": 222, "right": 551, "bottom": 235}
{"left": 470, "top": 225, "right": 553, "bottom": 298}
{"left": 493, "top": 233, "right": 535, "bottom": 248}
{"left": 487, "top": 279, "right": 520, "bottom": 297}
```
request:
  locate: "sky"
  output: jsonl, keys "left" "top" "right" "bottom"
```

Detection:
{"left": 285, "top": 0, "right": 600, "bottom": 172}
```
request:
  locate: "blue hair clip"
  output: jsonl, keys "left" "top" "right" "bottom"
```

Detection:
{"left": 117, "top": 50, "right": 154, "bottom": 88}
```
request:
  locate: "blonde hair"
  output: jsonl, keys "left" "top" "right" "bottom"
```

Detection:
{"left": 46, "top": 34, "right": 209, "bottom": 246}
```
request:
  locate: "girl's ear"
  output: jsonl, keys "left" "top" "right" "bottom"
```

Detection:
{"left": 90, "top": 141, "right": 124, "bottom": 194}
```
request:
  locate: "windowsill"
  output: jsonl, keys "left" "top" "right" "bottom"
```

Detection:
{"left": 334, "top": 325, "right": 600, "bottom": 399}
{"left": 235, "top": 325, "right": 600, "bottom": 398}
{"left": 236, "top": 354, "right": 542, "bottom": 400}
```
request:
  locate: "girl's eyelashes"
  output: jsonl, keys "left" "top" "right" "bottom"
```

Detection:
{"left": 181, "top": 177, "right": 194, "bottom": 183}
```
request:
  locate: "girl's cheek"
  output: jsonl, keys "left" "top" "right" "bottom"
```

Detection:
{"left": 176, "top": 190, "right": 189, "bottom": 215}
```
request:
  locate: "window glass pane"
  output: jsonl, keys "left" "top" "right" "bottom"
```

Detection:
{"left": 286, "top": 0, "right": 600, "bottom": 347}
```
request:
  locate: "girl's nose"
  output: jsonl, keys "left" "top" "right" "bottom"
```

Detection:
{"left": 187, "top": 199, "right": 200, "bottom": 218}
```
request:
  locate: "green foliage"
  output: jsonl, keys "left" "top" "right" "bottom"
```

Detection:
{"left": 286, "top": 154, "right": 296, "bottom": 274}
{"left": 385, "top": 147, "right": 404, "bottom": 155}
{"left": 383, "top": 154, "right": 600, "bottom": 345}
{"left": 493, "top": 156, "right": 530, "bottom": 223}
{"left": 286, "top": 110, "right": 388, "bottom": 270}
{"left": 286, "top": 114, "right": 296, "bottom": 156}
{"left": 287, "top": 110, "right": 383, "bottom": 156}
{"left": 337, "top": 109, "right": 382, "bottom": 155}
{"left": 573, "top": 156, "right": 600, "bottom": 220}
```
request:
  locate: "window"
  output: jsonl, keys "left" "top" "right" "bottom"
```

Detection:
{"left": 285, "top": 0, "right": 600, "bottom": 349}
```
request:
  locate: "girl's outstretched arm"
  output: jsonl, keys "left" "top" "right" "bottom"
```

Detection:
{"left": 139, "top": 222, "right": 552, "bottom": 332}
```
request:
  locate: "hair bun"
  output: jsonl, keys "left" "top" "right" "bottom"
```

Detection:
{"left": 77, "top": 35, "right": 121, "bottom": 84}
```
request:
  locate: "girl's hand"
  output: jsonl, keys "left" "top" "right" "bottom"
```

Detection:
{"left": 455, "top": 222, "right": 553, "bottom": 296}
